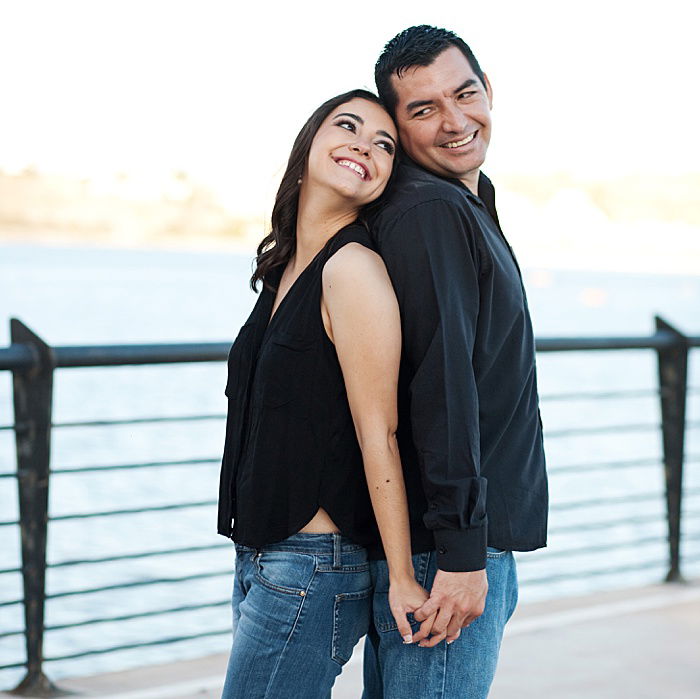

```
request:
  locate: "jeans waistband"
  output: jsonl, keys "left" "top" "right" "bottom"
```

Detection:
{"left": 236, "top": 532, "right": 365, "bottom": 560}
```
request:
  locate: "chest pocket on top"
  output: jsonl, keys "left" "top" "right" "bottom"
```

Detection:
{"left": 257, "top": 331, "right": 316, "bottom": 415}
{"left": 224, "top": 322, "right": 256, "bottom": 399}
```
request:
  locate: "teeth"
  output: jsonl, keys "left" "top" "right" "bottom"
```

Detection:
{"left": 444, "top": 132, "right": 476, "bottom": 148}
{"left": 337, "top": 159, "right": 367, "bottom": 179}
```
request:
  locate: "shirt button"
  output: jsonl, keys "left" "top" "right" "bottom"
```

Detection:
{"left": 438, "top": 546, "right": 447, "bottom": 555}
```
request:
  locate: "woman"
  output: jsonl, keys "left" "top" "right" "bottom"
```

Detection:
{"left": 217, "top": 89, "right": 425, "bottom": 698}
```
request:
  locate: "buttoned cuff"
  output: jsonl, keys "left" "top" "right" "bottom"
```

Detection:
{"left": 434, "top": 526, "right": 487, "bottom": 572}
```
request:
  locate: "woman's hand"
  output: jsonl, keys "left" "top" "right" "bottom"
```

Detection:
{"left": 388, "top": 575, "right": 431, "bottom": 644}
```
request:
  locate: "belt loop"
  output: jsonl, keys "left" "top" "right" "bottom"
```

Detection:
{"left": 332, "top": 532, "right": 342, "bottom": 569}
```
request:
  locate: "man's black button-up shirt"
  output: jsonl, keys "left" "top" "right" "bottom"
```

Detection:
{"left": 367, "top": 158, "right": 549, "bottom": 572}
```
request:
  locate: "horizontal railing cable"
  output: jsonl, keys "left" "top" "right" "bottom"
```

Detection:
{"left": 51, "top": 414, "right": 224, "bottom": 429}
{"left": 521, "top": 557, "right": 669, "bottom": 586}
{"left": 42, "top": 628, "right": 232, "bottom": 663}
{"left": 550, "top": 488, "right": 700, "bottom": 514}
{"left": 515, "top": 535, "right": 665, "bottom": 562}
{"left": 0, "top": 598, "right": 230, "bottom": 639}
{"left": 539, "top": 388, "right": 659, "bottom": 402}
{"left": 0, "top": 570, "right": 232, "bottom": 609}
{"left": 0, "top": 659, "right": 26, "bottom": 671}
{"left": 548, "top": 513, "right": 666, "bottom": 535}
{"left": 551, "top": 491, "right": 663, "bottom": 511}
{"left": 49, "top": 499, "right": 216, "bottom": 522}
{"left": 544, "top": 422, "right": 660, "bottom": 438}
{"left": 45, "top": 568, "right": 231, "bottom": 600}
{"left": 50, "top": 457, "right": 218, "bottom": 475}
{"left": 547, "top": 456, "right": 661, "bottom": 474}
{"left": 48, "top": 543, "right": 229, "bottom": 568}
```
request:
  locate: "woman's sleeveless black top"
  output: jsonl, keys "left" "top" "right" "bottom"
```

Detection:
{"left": 217, "top": 222, "right": 381, "bottom": 549}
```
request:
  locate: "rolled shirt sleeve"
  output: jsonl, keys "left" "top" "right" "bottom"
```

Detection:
{"left": 375, "top": 198, "right": 488, "bottom": 571}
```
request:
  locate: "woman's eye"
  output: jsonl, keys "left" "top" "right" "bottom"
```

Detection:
{"left": 336, "top": 120, "right": 356, "bottom": 132}
{"left": 376, "top": 141, "right": 395, "bottom": 155}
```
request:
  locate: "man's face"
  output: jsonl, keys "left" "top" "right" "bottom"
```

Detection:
{"left": 391, "top": 46, "right": 493, "bottom": 191}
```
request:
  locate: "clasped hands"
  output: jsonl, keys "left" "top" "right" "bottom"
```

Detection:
{"left": 389, "top": 568, "right": 488, "bottom": 648}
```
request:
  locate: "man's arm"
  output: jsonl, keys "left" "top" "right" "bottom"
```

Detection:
{"left": 375, "top": 198, "right": 488, "bottom": 572}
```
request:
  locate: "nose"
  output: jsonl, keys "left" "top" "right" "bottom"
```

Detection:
{"left": 349, "top": 140, "right": 370, "bottom": 157}
{"left": 441, "top": 103, "right": 468, "bottom": 134}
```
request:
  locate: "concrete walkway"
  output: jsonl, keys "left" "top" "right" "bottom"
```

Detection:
{"left": 3, "top": 579, "right": 699, "bottom": 698}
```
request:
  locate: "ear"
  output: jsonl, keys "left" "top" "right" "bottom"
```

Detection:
{"left": 483, "top": 72, "right": 494, "bottom": 110}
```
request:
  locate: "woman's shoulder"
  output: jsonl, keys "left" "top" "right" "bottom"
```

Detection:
{"left": 326, "top": 221, "right": 377, "bottom": 256}
{"left": 322, "top": 231, "right": 385, "bottom": 286}
{"left": 321, "top": 240, "right": 393, "bottom": 324}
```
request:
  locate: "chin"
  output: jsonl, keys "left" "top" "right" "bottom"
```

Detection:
{"left": 333, "top": 181, "right": 363, "bottom": 199}
{"left": 444, "top": 157, "right": 484, "bottom": 179}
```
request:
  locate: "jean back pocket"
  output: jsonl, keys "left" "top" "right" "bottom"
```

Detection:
{"left": 332, "top": 588, "right": 371, "bottom": 665}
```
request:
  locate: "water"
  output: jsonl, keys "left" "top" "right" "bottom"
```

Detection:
{"left": 1, "top": 242, "right": 699, "bottom": 687}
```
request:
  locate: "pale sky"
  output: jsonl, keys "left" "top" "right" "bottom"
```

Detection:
{"left": 1, "top": 0, "right": 698, "bottom": 217}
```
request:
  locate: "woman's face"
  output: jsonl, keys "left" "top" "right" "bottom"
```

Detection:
{"left": 304, "top": 98, "right": 397, "bottom": 207}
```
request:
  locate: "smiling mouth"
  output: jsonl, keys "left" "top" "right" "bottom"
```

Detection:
{"left": 334, "top": 158, "right": 370, "bottom": 180}
{"left": 441, "top": 131, "right": 478, "bottom": 149}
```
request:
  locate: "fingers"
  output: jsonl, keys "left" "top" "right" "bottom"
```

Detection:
{"left": 419, "top": 607, "right": 453, "bottom": 648}
{"left": 411, "top": 611, "right": 437, "bottom": 643}
{"left": 446, "top": 616, "right": 463, "bottom": 642}
{"left": 391, "top": 608, "right": 414, "bottom": 645}
{"left": 445, "top": 628, "right": 461, "bottom": 644}
{"left": 413, "top": 598, "right": 439, "bottom": 623}
{"left": 405, "top": 612, "right": 470, "bottom": 647}
{"left": 414, "top": 613, "right": 473, "bottom": 647}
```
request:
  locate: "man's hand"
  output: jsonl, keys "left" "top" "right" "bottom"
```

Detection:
{"left": 412, "top": 569, "right": 488, "bottom": 647}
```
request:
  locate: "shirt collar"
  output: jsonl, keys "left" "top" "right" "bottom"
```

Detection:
{"left": 399, "top": 156, "right": 501, "bottom": 231}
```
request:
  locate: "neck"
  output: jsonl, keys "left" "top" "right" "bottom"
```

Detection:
{"left": 460, "top": 168, "right": 481, "bottom": 196}
{"left": 293, "top": 187, "right": 359, "bottom": 268}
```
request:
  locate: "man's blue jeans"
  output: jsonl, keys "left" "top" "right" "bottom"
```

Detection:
{"left": 362, "top": 547, "right": 518, "bottom": 699}
{"left": 221, "top": 532, "right": 371, "bottom": 699}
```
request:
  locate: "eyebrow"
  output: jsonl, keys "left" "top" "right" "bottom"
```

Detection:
{"left": 405, "top": 78, "right": 479, "bottom": 114}
{"left": 335, "top": 112, "right": 364, "bottom": 124}
{"left": 377, "top": 130, "right": 397, "bottom": 146}
{"left": 334, "top": 112, "right": 397, "bottom": 145}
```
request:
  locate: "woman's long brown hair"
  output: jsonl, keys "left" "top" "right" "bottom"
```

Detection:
{"left": 250, "top": 88, "right": 395, "bottom": 293}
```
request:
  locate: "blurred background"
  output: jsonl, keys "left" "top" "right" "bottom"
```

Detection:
{"left": 1, "top": 0, "right": 699, "bottom": 691}
{"left": 1, "top": 0, "right": 698, "bottom": 271}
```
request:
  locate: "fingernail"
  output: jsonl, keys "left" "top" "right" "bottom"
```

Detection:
{"left": 402, "top": 634, "right": 413, "bottom": 644}
{"left": 447, "top": 639, "right": 454, "bottom": 645}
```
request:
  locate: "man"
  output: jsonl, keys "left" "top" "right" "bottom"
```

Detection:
{"left": 362, "top": 25, "right": 549, "bottom": 698}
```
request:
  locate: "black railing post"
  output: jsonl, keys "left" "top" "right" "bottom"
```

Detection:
{"left": 655, "top": 316, "right": 688, "bottom": 583}
{"left": 8, "top": 319, "right": 63, "bottom": 696}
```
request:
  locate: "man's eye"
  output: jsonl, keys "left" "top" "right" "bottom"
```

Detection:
{"left": 413, "top": 107, "right": 432, "bottom": 118}
{"left": 336, "top": 119, "right": 356, "bottom": 132}
{"left": 458, "top": 91, "right": 477, "bottom": 100}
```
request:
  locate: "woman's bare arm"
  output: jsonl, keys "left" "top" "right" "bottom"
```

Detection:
{"left": 322, "top": 242, "right": 427, "bottom": 641}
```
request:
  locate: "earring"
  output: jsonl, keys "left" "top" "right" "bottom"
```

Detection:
{"left": 297, "top": 177, "right": 303, "bottom": 185}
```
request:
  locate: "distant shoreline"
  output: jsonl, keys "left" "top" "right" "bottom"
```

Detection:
{"left": 0, "top": 227, "right": 261, "bottom": 255}
{"left": 2, "top": 228, "right": 698, "bottom": 278}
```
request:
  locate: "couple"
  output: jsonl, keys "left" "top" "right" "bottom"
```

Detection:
{"left": 217, "top": 24, "right": 548, "bottom": 699}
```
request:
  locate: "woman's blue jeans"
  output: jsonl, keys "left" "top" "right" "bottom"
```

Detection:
{"left": 221, "top": 532, "right": 371, "bottom": 699}
{"left": 362, "top": 547, "right": 519, "bottom": 699}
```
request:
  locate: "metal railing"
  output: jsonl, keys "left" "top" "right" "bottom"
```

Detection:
{"left": 0, "top": 315, "right": 698, "bottom": 696}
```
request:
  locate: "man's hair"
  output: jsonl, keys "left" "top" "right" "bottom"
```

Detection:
{"left": 375, "top": 25, "right": 486, "bottom": 118}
